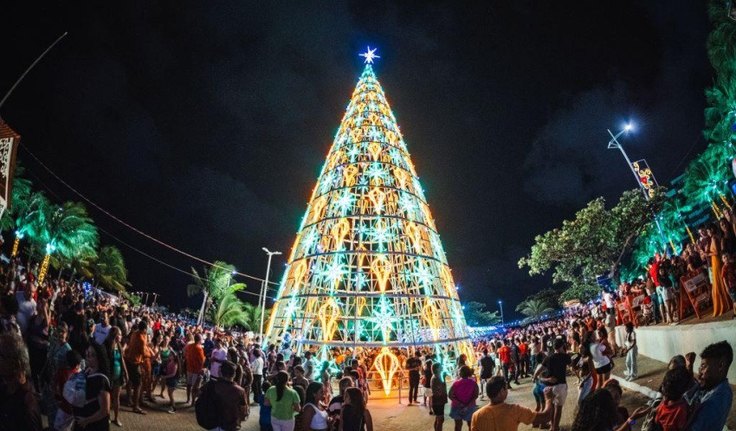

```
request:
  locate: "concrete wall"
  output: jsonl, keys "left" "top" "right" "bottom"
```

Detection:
{"left": 616, "top": 320, "right": 736, "bottom": 382}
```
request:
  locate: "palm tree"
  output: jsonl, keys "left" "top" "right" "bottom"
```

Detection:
{"left": 188, "top": 260, "right": 248, "bottom": 327}
{"left": 0, "top": 166, "right": 33, "bottom": 234}
{"left": 93, "top": 245, "right": 130, "bottom": 292}
{"left": 25, "top": 200, "right": 99, "bottom": 283}
{"left": 516, "top": 298, "right": 555, "bottom": 321}
{"left": 242, "top": 302, "right": 269, "bottom": 332}
{"left": 682, "top": 146, "right": 731, "bottom": 216}
{"left": 210, "top": 284, "right": 249, "bottom": 329}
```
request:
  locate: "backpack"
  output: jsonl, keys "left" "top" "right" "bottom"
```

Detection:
{"left": 195, "top": 381, "right": 219, "bottom": 429}
{"left": 63, "top": 371, "right": 109, "bottom": 408}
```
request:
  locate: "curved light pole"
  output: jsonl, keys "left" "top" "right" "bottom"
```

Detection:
{"left": 607, "top": 122, "right": 668, "bottom": 252}
{"left": 259, "top": 248, "right": 282, "bottom": 339}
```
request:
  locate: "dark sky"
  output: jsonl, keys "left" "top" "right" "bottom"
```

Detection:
{"left": 1, "top": 1, "right": 711, "bottom": 319}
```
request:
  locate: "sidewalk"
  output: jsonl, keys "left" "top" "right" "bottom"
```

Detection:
{"left": 611, "top": 354, "right": 736, "bottom": 430}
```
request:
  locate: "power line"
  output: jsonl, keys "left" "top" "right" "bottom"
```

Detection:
{"left": 21, "top": 161, "right": 276, "bottom": 300}
{"left": 20, "top": 143, "right": 282, "bottom": 288}
{"left": 96, "top": 226, "right": 274, "bottom": 300}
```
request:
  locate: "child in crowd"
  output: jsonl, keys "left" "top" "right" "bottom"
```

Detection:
{"left": 162, "top": 351, "right": 179, "bottom": 413}
{"left": 532, "top": 352, "right": 547, "bottom": 415}
{"left": 259, "top": 381, "right": 273, "bottom": 431}
{"left": 654, "top": 366, "right": 692, "bottom": 431}
{"left": 623, "top": 322, "right": 637, "bottom": 381}
{"left": 577, "top": 361, "right": 593, "bottom": 406}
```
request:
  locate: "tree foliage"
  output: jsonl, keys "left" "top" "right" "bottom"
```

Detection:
{"left": 93, "top": 245, "right": 131, "bottom": 292}
{"left": 462, "top": 301, "right": 501, "bottom": 326}
{"left": 519, "top": 189, "right": 664, "bottom": 302}
{"left": 188, "top": 261, "right": 250, "bottom": 328}
{"left": 515, "top": 298, "right": 555, "bottom": 321}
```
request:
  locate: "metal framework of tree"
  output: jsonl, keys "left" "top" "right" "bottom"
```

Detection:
{"left": 264, "top": 52, "right": 473, "bottom": 393}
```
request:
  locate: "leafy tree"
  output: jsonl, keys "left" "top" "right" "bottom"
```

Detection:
{"left": 211, "top": 284, "right": 249, "bottom": 328}
{"left": 241, "top": 302, "right": 269, "bottom": 332}
{"left": 0, "top": 165, "right": 32, "bottom": 234}
{"left": 24, "top": 199, "right": 99, "bottom": 266}
{"left": 462, "top": 301, "right": 501, "bottom": 326}
{"left": 93, "top": 245, "right": 130, "bottom": 292}
{"left": 519, "top": 189, "right": 664, "bottom": 302}
{"left": 515, "top": 298, "right": 555, "bottom": 321}
{"left": 188, "top": 261, "right": 249, "bottom": 328}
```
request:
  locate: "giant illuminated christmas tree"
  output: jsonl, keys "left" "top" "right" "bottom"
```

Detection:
{"left": 264, "top": 48, "right": 473, "bottom": 394}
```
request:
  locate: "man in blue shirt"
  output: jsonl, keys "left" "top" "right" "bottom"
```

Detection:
{"left": 688, "top": 341, "right": 733, "bottom": 431}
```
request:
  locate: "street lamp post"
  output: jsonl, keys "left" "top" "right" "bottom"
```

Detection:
{"left": 498, "top": 300, "right": 504, "bottom": 325}
{"left": 607, "top": 124, "right": 647, "bottom": 198}
{"left": 259, "top": 247, "right": 282, "bottom": 340}
{"left": 607, "top": 123, "right": 668, "bottom": 252}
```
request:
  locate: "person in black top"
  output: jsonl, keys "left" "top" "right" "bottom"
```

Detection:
{"left": 341, "top": 387, "right": 373, "bottom": 431}
{"left": 422, "top": 359, "right": 433, "bottom": 407}
{"left": 74, "top": 343, "right": 111, "bottom": 431}
{"left": 0, "top": 332, "right": 42, "bottom": 431}
{"left": 406, "top": 351, "right": 422, "bottom": 405}
{"left": 535, "top": 338, "right": 571, "bottom": 431}
{"left": 479, "top": 349, "right": 494, "bottom": 401}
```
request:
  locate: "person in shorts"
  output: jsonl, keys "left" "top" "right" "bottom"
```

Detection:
{"left": 430, "top": 362, "right": 448, "bottom": 431}
{"left": 535, "top": 338, "right": 571, "bottom": 431}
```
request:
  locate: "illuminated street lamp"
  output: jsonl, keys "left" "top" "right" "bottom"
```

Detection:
{"left": 607, "top": 122, "right": 668, "bottom": 252}
{"left": 498, "top": 300, "right": 504, "bottom": 325}
{"left": 259, "top": 248, "right": 282, "bottom": 340}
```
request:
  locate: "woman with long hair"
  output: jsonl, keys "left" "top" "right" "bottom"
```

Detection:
{"left": 264, "top": 370, "right": 300, "bottom": 431}
{"left": 74, "top": 343, "right": 112, "bottom": 431}
{"left": 104, "top": 326, "right": 127, "bottom": 427}
{"left": 710, "top": 223, "right": 732, "bottom": 316}
{"left": 340, "top": 387, "right": 373, "bottom": 431}
{"left": 301, "top": 381, "right": 329, "bottom": 431}
{"left": 571, "top": 389, "right": 648, "bottom": 431}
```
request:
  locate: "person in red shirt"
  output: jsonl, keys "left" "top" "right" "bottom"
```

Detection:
{"left": 496, "top": 340, "right": 513, "bottom": 389}
{"left": 517, "top": 339, "right": 529, "bottom": 378}
{"left": 654, "top": 367, "right": 692, "bottom": 431}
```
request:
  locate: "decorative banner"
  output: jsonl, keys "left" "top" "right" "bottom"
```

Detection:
{"left": 0, "top": 119, "right": 20, "bottom": 218}
{"left": 631, "top": 159, "right": 658, "bottom": 200}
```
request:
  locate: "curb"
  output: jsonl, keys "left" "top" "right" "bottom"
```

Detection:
{"left": 611, "top": 374, "right": 661, "bottom": 400}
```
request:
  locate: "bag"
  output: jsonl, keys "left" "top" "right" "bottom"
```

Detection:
{"left": 62, "top": 372, "right": 88, "bottom": 408}
{"left": 640, "top": 397, "right": 663, "bottom": 431}
{"left": 195, "top": 381, "right": 219, "bottom": 429}
{"left": 62, "top": 371, "right": 110, "bottom": 408}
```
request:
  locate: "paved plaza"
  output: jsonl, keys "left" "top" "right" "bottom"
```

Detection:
{"left": 110, "top": 378, "right": 649, "bottom": 431}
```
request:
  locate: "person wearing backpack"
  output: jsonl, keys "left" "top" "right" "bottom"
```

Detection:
{"left": 196, "top": 360, "right": 247, "bottom": 431}
{"left": 73, "top": 342, "right": 111, "bottom": 431}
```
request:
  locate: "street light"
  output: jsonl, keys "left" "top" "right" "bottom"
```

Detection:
{"left": 607, "top": 123, "right": 642, "bottom": 193}
{"left": 259, "top": 247, "right": 282, "bottom": 341}
{"left": 607, "top": 122, "right": 668, "bottom": 251}
{"left": 498, "top": 300, "right": 504, "bottom": 325}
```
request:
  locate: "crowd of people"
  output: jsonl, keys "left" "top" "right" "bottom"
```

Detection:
{"left": 1, "top": 231, "right": 735, "bottom": 431}
{"left": 466, "top": 298, "right": 734, "bottom": 431}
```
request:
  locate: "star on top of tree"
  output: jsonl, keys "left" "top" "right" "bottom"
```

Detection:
{"left": 360, "top": 46, "right": 380, "bottom": 64}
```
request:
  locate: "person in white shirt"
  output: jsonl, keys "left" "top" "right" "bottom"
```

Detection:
{"left": 250, "top": 349, "right": 264, "bottom": 404}
{"left": 92, "top": 312, "right": 111, "bottom": 345}
{"left": 16, "top": 287, "right": 36, "bottom": 335}
{"left": 210, "top": 338, "right": 228, "bottom": 379}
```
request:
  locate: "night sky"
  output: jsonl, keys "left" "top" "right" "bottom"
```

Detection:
{"left": 1, "top": 1, "right": 711, "bottom": 319}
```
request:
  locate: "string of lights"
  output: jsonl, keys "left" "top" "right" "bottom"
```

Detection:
{"left": 20, "top": 143, "right": 279, "bottom": 288}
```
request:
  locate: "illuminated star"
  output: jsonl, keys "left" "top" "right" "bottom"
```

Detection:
{"left": 360, "top": 46, "right": 381, "bottom": 64}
